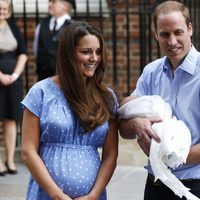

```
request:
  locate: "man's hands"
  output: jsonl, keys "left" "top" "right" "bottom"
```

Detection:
{"left": 132, "top": 117, "right": 161, "bottom": 156}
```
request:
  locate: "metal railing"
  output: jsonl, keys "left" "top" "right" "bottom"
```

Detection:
{"left": 10, "top": 0, "right": 200, "bottom": 96}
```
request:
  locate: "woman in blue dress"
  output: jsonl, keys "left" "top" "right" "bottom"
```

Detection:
{"left": 21, "top": 21, "right": 118, "bottom": 200}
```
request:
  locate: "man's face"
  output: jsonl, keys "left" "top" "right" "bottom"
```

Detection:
{"left": 155, "top": 11, "right": 193, "bottom": 68}
{"left": 48, "top": 0, "right": 68, "bottom": 17}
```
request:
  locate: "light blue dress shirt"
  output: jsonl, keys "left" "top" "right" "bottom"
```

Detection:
{"left": 132, "top": 46, "right": 200, "bottom": 180}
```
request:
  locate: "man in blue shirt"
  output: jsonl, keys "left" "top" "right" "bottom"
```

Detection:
{"left": 119, "top": 1, "right": 200, "bottom": 199}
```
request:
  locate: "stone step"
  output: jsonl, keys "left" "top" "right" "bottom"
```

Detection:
{"left": 118, "top": 137, "right": 147, "bottom": 166}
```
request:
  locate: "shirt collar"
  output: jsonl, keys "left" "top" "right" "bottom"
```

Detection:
{"left": 163, "top": 45, "right": 199, "bottom": 75}
{"left": 50, "top": 14, "right": 71, "bottom": 31}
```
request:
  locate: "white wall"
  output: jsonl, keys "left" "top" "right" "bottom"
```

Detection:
{"left": 12, "top": 0, "right": 108, "bottom": 14}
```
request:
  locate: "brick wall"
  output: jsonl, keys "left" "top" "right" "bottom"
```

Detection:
{"left": 15, "top": 0, "right": 141, "bottom": 100}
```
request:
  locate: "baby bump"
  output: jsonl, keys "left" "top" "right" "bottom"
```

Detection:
{"left": 40, "top": 144, "right": 101, "bottom": 198}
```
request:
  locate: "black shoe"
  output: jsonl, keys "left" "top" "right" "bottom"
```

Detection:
{"left": 0, "top": 170, "right": 6, "bottom": 176}
{"left": 5, "top": 161, "right": 18, "bottom": 174}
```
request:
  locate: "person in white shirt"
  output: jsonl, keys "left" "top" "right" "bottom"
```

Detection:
{"left": 33, "top": 0, "right": 75, "bottom": 81}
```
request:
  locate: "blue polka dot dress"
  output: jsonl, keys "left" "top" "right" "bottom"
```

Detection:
{"left": 21, "top": 78, "right": 117, "bottom": 200}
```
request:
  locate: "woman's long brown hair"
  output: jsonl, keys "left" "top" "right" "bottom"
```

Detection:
{"left": 56, "top": 21, "right": 116, "bottom": 132}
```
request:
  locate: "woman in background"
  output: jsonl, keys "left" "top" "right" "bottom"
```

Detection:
{"left": 0, "top": 0, "right": 27, "bottom": 176}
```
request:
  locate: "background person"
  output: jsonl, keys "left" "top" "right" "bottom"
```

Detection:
{"left": 0, "top": 0, "right": 27, "bottom": 176}
{"left": 22, "top": 21, "right": 118, "bottom": 200}
{"left": 33, "top": 0, "right": 76, "bottom": 81}
{"left": 119, "top": 1, "right": 200, "bottom": 199}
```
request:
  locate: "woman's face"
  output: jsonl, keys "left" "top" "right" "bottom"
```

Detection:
{"left": 0, "top": 1, "right": 9, "bottom": 22}
{"left": 75, "top": 34, "right": 102, "bottom": 79}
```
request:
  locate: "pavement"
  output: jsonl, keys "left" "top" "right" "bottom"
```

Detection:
{"left": 0, "top": 162, "right": 147, "bottom": 200}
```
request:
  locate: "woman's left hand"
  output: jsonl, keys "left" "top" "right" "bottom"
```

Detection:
{"left": 0, "top": 72, "right": 14, "bottom": 85}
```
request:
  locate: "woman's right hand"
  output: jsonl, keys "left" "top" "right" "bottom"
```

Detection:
{"left": 52, "top": 192, "right": 73, "bottom": 200}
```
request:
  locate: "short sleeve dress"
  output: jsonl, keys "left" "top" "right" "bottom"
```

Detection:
{"left": 21, "top": 78, "right": 118, "bottom": 200}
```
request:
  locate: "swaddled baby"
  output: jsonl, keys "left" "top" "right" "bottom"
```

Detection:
{"left": 118, "top": 95, "right": 172, "bottom": 120}
{"left": 118, "top": 95, "right": 200, "bottom": 200}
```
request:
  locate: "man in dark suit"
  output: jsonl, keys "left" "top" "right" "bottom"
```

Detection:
{"left": 33, "top": 0, "right": 76, "bottom": 81}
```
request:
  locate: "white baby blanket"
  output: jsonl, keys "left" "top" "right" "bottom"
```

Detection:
{"left": 118, "top": 95, "right": 199, "bottom": 200}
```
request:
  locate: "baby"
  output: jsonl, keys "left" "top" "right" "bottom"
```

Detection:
{"left": 118, "top": 95, "right": 198, "bottom": 200}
